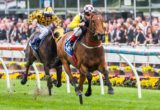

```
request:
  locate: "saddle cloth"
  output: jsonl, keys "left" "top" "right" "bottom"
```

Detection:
{"left": 64, "top": 36, "right": 77, "bottom": 57}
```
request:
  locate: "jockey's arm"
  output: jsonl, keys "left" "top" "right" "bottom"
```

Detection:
{"left": 68, "top": 15, "right": 81, "bottom": 29}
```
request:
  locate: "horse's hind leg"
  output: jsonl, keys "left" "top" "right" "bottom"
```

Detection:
{"left": 53, "top": 66, "right": 62, "bottom": 87}
{"left": 44, "top": 65, "right": 53, "bottom": 96}
{"left": 21, "top": 61, "right": 33, "bottom": 85}
{"left": 101, "top": 69, "right": 114, "bottom": 94}
{"left": 85, "top": 72, "right": 92, "bottom": 96}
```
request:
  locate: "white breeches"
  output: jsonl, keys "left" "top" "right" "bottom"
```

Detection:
{"left": 37, "top": 24, "right": 53, "bottom": 39}
{"left": 73, "top": 27, "right": 82, "bottom": 37}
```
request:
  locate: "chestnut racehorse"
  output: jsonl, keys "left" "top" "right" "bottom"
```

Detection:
{"left": 57, "top": 13, "right": 114, "bottom": 104}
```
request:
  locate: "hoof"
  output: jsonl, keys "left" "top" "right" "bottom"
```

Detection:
{"left": 21, "top": 79, "right": 27, "bottom": 85}
{"left": 85, "top": 91, "right": 92, "bottom": 97}
{"left": 52, "top": 80, "right": 62, "bottom": 88}
{"left": 56, "top": 83, "right": 62, "bottom": 88}
{"left": 108, "top": 89, "right": 114, "bottom": 94}
{"left": 49, "top": 93, "right": 52, "bottom": 96}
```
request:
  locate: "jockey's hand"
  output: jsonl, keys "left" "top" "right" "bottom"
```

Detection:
{"left": 53, "top": 21, "right": 58, "bottom": 27}
{"left": 79, "top": 22, "right": 85, "bottom": 27}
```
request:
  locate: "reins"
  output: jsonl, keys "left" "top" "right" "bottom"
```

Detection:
{"left": 86, "top": 14, "right": 95, "bottom": 35}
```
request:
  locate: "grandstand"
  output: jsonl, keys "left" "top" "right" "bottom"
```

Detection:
{"left": 0, "top": 0, "right": 160, "bottom": 17}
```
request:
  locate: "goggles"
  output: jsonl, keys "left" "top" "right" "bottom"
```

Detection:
{"left": 44, "top": 13, "right": 53, "bottom": 17}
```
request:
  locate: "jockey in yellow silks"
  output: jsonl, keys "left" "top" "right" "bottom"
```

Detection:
{"left": 28, "top": 6, "right": 61, "bottom": 50}
{"left": 65, "top": 4, "right": 95, "bottom": 56}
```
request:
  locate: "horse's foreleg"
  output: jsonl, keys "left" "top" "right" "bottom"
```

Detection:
{"left": 44, "top": 66, "right": 53, "bottom": 96}
{"left": 101, "top": 69, "right": 114, "bottom": 94}
{"left": 21, "top": 61, "right": 32, "bottom": 85}
{"left": 62, "top": 61, "right": 80, "bottom": 95}
{"left": 78, "top": 73, "right": 86, "bottom": 92}
{"left": 85, "top": 72, "right": 92, "bottom": 96}
{"left": 53, "top": 66, "right": 62, "bottom": 87}
{"left": 63, "top": 60, "right": 83, "bottom": 104}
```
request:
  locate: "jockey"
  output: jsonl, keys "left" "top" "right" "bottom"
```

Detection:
{"left": 65, "top": 4, "right": 95, "bottom": 56}
{"left": 28, "top": 6, "right": 61, "bottom": 50}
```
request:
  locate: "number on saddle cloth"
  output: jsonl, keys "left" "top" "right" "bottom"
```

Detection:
{"left": 31, "top": 33, "right": 40, "bottom": 44}
{"left": 64, "top": 33, "right": 82, "bottom": 57}
{"left": 64, "top": 35, "right": 74, "bottom": 56}
{"left": 30, "top": 33, "right": 42, "bottom": 51}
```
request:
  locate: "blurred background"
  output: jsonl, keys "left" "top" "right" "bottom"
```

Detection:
{"left": 0, "top": 0, "right": 160, "bottom": 19}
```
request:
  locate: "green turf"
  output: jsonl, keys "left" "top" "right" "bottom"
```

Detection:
{"left": 0, "top": 79, "right": 160, "bottom": 110}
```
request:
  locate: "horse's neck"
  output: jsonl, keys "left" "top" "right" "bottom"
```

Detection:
{"left": 81, "top": 31, "right": 101, "bottom": 47}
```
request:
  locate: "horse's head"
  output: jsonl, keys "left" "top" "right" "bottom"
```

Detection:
{"left": 86, "top": 13, "right": 105, "bottom": 41}
{"left": 51, "top": 23, "right": 60, "bottom": 39}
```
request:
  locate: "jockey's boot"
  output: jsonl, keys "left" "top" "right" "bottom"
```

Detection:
{"left": 65, "top": 34, "right": 78, "bottom": 56}
{"left": 31, "top": 37, "right": 41, "bottom": 50}
{"left": 70, "top": 34, "right": 78, "bottom": 48}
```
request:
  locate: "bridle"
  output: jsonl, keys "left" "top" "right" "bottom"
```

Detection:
{"left": 80, "top": 14, "right": 105, "bottom": 49}
{"left": 86, "top": 14, "right": 96, "bottom": 35}
{"left": 86, "top": 14, "right": 105, "bottom": 41}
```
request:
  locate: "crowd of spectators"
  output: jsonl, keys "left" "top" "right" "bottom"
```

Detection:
{"left": 0, "top": 17, "right": 37, "bottom": 44}
{"left": 106, "top": 16, "right": 160, "bottom": 46}
{"left": 0, "top": 15, "right": 160, "bottom": 46}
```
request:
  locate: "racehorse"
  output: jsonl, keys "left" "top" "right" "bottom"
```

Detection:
{"left": 57, "top": 13, "right": 114, "bottom": 104}
{"left": 21, "top": 28, "right": 62, "bottom": 96}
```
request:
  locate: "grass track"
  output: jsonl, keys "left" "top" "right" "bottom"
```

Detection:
{"left": 0, "top": 79, "right": 160, "bottom": 110}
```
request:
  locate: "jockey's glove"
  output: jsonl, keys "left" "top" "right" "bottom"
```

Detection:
{"left": 79, "top": 22, "right": 85, "bottom": 26}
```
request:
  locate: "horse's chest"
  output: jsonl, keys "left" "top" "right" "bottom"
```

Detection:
{"left": 77, "top": 45, "right": 104, "bottom": 70}
{"left": 82, "top": 53, "right": 102, "bottom": 67}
